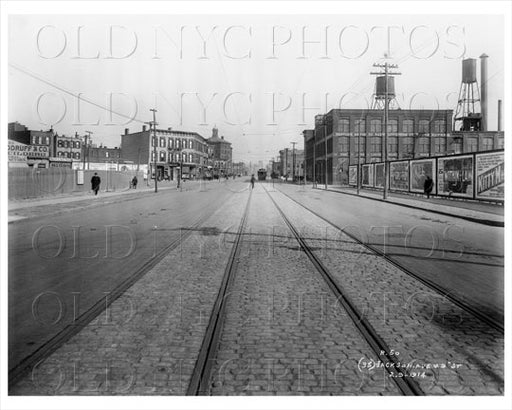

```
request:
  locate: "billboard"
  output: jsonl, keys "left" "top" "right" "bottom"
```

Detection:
{"left": 475, "top": 152, "right": 504, "bottom": 200}
{"left": 374, "top": 163, "right": 385, "bottom": 188}
{"left": 348, "top": 165, "right": 358, "bottom": 186}
{"left": 389, "top": 161, "right": 409, "bottom": 191}
{"left": 361, "top": 164, "right": 374, "bottom": 187}
{"left": 437, "top": 155, "right": 474, "bottom": 198}
{"left": 410, "top": 159, "right": 436, "bottom": 193}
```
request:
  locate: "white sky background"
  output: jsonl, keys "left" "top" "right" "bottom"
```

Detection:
{"left": 8, "top": 13, "right": 505, "bottom": 163}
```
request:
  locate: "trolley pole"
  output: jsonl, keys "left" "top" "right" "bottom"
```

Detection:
{"left": 149, "top": 108, "right": 158, "bottom": 193}
{"left": 291, "top": 141, "right": 297, "bottom": 184}
{"left": 324, "top": 118, "right": 328, "bottom": 190}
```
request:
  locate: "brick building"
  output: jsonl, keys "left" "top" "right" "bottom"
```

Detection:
{"left": 279, "top": 148, "right": 304, "bottom": 181}
{"left": 302, "top": 108, "right": 504, "bottom": 186}
{"left": 207, "top": 127, "right": 233, "bottom": 177}
{"left": 121, "top": 125, "right": 209, "bottom": 180}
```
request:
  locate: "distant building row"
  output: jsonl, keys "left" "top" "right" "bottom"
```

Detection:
{"left": 8, "top": 122, "right": 243, "bottom": 180}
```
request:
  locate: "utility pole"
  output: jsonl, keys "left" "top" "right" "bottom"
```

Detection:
{"left": 313, "top": 131, "right": 316, "bottom": 188}
{"left": 83, "top": 130, "right": 93, "bottom": 170}
{"left": 371, "top": 61, "right": 401, "bottom": 200}
{"left": 291, "top": 141, "right": 297, "bottom": 183}
{"left": 324, "top": 118, "right": 328, "bottom": 189}
{"left": 149, "top": 108, "right": 158, "bottom": 193}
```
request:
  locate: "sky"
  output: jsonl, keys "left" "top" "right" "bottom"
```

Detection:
{"left": 8, "top": 12, "right": 506, "bottom": 164}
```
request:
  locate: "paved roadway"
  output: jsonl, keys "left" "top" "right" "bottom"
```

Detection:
{"left": 8, "top": 179, "right": 504, "bottom": 395}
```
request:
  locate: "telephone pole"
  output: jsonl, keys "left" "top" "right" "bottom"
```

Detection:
{"left": 291, "top": 141, "right": 297, "bottom": 183}
{"left": 148, "top": 108, "right": 158, "bottom": 193}
{"left": 371, "top": 61, "right": 400, "bottom": 200}
{"left": 83, "top": 130, "right": 93, "bottom": 170}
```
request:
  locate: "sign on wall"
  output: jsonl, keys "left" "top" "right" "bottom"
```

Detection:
{"left": 348, "top": 165, "right": 358, "bottom": 186}
{"left": 410, "top": 159, "right": 436, "bottom": 193}
{"left": 389, "top": 161, "right": 409, "bottom": 191}
{"left": 437, "top": 155, "right": 474, "bottom": 198}
{"left": 361, "top": 164, "right": 374, "bottom": 187}
{"left": 374, "top": 163, "right": 385, "bottom": 188}
{"left": 475, "top": 152, "right": 504, "bottom": 200}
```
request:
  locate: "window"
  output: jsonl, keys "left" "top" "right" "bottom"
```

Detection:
{"left": 354, "top": 119, "right": 365, "bottom": 133}
{"left": 388, "top": 136, "right": 398, "bottom": 154}
{"left": 76, "top": 141, "right": 81, "bottom": 149}
{"left": 434, "top": 137, "right": 446, "bottom": 153}
{"left": 182, "top": 139, "right": 187, "bottom": 149}
{"left": 189, "top": 153, "right": 193, "bottom": 163}
{"left": 403, "top": 119, "right": 414, "bottom": 134}
{"left": 160, "top": 137, "right": 166, "bottom": 148}
{"left": 182, "top": 153, "right": 186, "bottom": 162}
{"left": 418, "top": 120, "right": 430, "bottom": 133}
{"left": 403, "top": 137, "right": 414, "bottom": 153}
{"left": 370, "top": 136, "right": 381, "bottom": 153}
{"left": 151, "top": 151, "right": 156, "bottom": 161}
{"left": 337, "top": 118, "right": 350, "bottom": 133}
{"left": 338, "top": 137, "right": 349, "bottom": 152}
{"left": 105, "top": 152, "right": 109, "bottom": 158}
{"left": 387, "top": 119, "right": 398, "bottom": 133}
{"left": 152, "top": 137, "right": 157, "bottom": 147}
{"left": 168, "top": 138, "right": 174, "bottom": 148}
{"left": 433, "top": 120, "right": 446, "bottom": 133}
{"left": 370, "top": 119, "right": 382, "bottom": 133}
{"left": 57, "top": 140, "right": 63, "bottom": 148}
{"left": 418, "top": 137, "right": 430, "bottom": 154}
{"left": 176, "top": 139, "right": 180, "bottom": 148}
{"left": 482, "top": 137, "right": 493, "bottom": 151}
{"left": 497, "top": 138, "right": 504, "bottom": 150}
{"left": 75, "top": 152, "right": 81, "bottom": 159}
{"left": 189, "top": 140, "right": 193, "bottom": 149}
{"left": 160, "top": 151, "right": 166, "bottom": 161}
{"left": 467, "top": 138, "right": 478, "bottom": 152}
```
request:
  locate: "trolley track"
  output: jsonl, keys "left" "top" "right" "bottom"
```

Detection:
{"left": 262, "top": 185, "right": 424, "bottom": 396}
{"left": 274, "top": 185, "right": 504, "bottom": 334}
{"left": 8, "top": 198, "right": 226, "bottom": 390}
{"left": 187, "top": 190, "right": 252, "bottom": 395}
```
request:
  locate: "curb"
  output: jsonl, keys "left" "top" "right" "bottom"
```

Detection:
{"left": 316, "top": 187, "right": 504, "bottom": 228}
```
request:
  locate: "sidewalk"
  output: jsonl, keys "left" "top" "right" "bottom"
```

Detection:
{"left": 315, "top": 184, "right": 504, "bottom": 227}
{"left": 7, "top": 180, "right": 202, "bottom": 223}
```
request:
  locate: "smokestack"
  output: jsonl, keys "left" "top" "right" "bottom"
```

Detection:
{"left": 498, "top": 99, "right": 502, "bottom": 131}
{"left": 480, "top": 53, "right": 488, "bottom": 131}
{"left": 124, "top": 128, "right": 129, "bottom": 135}
{"left": 142, "top": 125, "right": 147, "bottom": 132}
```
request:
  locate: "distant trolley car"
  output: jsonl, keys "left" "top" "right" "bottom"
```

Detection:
{"left": 257, "top": 168, "right": 267, "bottom": 181}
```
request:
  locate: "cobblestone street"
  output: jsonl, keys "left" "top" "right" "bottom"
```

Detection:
{"left": 8, "top": 181, "right": 504, "bottom": 396}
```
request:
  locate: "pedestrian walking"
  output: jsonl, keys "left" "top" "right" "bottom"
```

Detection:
{"left": 91, "top": 172, "right": 101, "bottom": 196}
{"left": 250, "top": 174, "right": 255, "bottom": 189}
{"left": 424, "top": 175, "right": 434, "bottom": 199}
{"left": 131, "top": 175, "right": 138, "bottom": 189}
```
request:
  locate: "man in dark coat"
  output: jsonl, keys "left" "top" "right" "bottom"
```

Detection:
{"left": 91, "top": 173, "right": 101, "bottom": 195}
{"left": 424, "top": 175, "right": 434, "bottom": 199}
{"left": 131, "top": 175, "right": 138, "bottom": 189}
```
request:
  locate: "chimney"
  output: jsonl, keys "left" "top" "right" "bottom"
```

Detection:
{"left": 142, "top": 125, "right": 147, "bottom": 132}
{"left": 480, "top": 53, "right": 488, "bottom": 131}
{"left": 221, "top": 136, "right": 224, "bottom": 140}
{"left": 124, "top": 128, "right": 129, "bottom": 135}
{"left": 498, "top": 99, "right": 502, "bottom": 132}
{"left": 168, "top": 127, "right": 172, "bottom": 131}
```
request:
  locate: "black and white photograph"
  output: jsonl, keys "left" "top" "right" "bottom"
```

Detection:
{"left": 1, "top": 1, "right": 511, "bottom": 410}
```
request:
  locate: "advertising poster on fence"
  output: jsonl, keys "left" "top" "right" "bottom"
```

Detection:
{"left": 362, "top": 164, "right": 374, "bottom": 187}
{"left": 389, "top": 161, "right": 409, "bottom": 191}
{"left": 437, "top": 155, "right": 474, "bottom": 198}
{"left": 410, "top": 159, "right": 436, "bottom": 193}
{"left": 476, "top": 151, "right": 504, "bottom": 200}
{"left": 348, "top": 165, "right": 358, "bottom": 186}
{"left": 374, "top": 163, "right": 385, "bottom": 188}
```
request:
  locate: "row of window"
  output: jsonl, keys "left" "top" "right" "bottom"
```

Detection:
{"left": 57, "top": 140, "right": 81, "bottom": 149}
{"left": 32, "top": 136, "right": 51, "bottom": 145}
{"left": 152, "top": 151, "right": 200, "bottom": 163}
{"left": 152, "top": 136, "right": 208, "bottom": 153}
{"left": 336, "top": 118, "right": 447, "bottom": 134}
{"left": 56, "top": 151, "right": 81, "bottom": 159}
{"left": 337, "top": 136, "right": 496, "bottom": 155}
